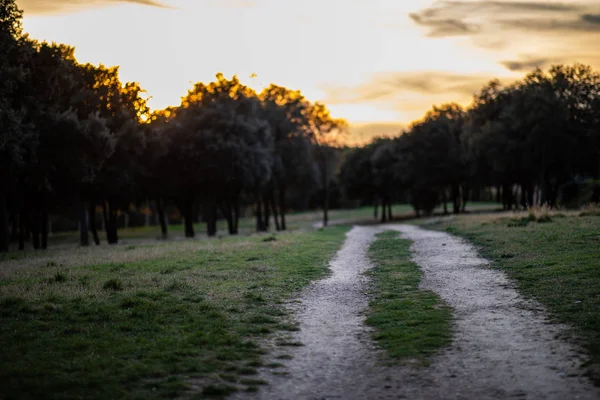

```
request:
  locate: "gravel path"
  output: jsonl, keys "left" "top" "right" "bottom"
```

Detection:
{"left": 232, "top": 225, "right": 599, "bottom": 399}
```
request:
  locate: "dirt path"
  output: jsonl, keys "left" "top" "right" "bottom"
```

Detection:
{"left": 232, "top": 225, "right": 599, "bottom": 399}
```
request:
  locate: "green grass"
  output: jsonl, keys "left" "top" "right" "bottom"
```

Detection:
{"left": 365, "top": 231, "right": 452, "bottom": 365}
{"left": 0, "top": 227, "right": 349, "bottom": 399}
{"left": 418, "top": 212, "right": 600, "bottom": 382}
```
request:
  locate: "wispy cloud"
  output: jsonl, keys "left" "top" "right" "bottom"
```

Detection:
{"left": 500, "top": 57, "right": 553, "bottom": 72}
{"left": 19, "top": 0, "right": 170, "bottom": 15}
{"left": 409, "top": 1, "right": 600, "bottom": 38}
{"left": 409, "top": 13, "right": 480, "bottom": 37}
{"left": 409, "top": 1, "right": 600, "bottom": 72}
{"left": 324, "top": 71, "right": 496, "bottom": 105}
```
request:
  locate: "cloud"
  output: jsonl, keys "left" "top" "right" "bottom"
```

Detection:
{"left": 409, "top": 13, "right": 480, "bottom": 37}
{"left": 500, "top": 57, "right": 553, "bottom": 72}
{"left": 498, "top": 14, "right": 600, "bottom": 32}
{"left": 501, "top": 51, "right": 600, "bottom": 73}
{"left": 409, "top": 1, "right": 600, "bottom": 38}
{"left": 321, "top": 71, "right": 499, "bottom": 124}
{"left": 324, "top": 71, "right": 496, "bottom": 105}
{"left": 409, "top": 1, "right": 600, "bottom": 74}
{"left": 582, "top": 13, "right": 600, "bottom": 24}
{"left": 19, "top": 0, "right": 170, "bottom": 15}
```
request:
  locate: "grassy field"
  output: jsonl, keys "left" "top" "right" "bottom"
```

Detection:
{"left": 366, "top": 231, "right": 452, "bottom": 365}
{"left": 416, "top": 210, "right": 600, "bottom": 382}
{"left": 0, "top": 227, "right": 349, "bottom": 399}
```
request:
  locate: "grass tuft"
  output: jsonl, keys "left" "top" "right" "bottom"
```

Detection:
{"left": 580, "top": 203, "right": 600, "bottom": 217}
{"left": 527, "top": 205, "right": 553, "bottom": 223}
{"left": 50, "top": 271, "right": 68, "bottom": 283}
{"left": 102, "top": 278, "right": 124, "bottom": 291}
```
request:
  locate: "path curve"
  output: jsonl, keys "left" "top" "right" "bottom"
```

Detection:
{"left": 232, "top": 225, "right": 599, "bottom": 399}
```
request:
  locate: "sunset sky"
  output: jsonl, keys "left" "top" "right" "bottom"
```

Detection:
{"left": 18, "top": 0, "right": 600, "bottom": 144}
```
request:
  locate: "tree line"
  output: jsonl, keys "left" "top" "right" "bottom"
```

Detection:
{"left": 0, "top": 0, "right": 345, "bottom": 251}
{"left": 3, "top": 0, "right": 600, "bottom": 251}
{"left": 339, "top": 64, "right": 600, "bottom": 221}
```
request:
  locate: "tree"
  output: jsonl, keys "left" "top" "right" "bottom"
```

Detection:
{"left": 370, "top": 138, "right": 399, "bottom": 222}
{"left": 173, "top": 74, "right": 272, "bottom": 236}
{"left": 0, "top": 1, "right": 25, "bottom": 251}
{"left": 78, "top": 64, "right": 148, "bottom": 244}
{"left": 260, "top": 85, "right": 317, "bottom": 231}
{"left": 144, "top": 108, "right": 178, "bottom": 239}
{"left": 338, "top": 143, "right": 378, "bottom": 217}
{"left": 305, "top": 102, "right": 347, "bottom": 227}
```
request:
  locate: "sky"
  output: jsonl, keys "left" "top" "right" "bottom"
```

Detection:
{"left": 18, "top": 0, "right": 600, "bottom": 144}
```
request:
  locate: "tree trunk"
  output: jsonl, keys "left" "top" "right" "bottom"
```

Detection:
{"left": 102, "top": 200, "right": 109, "bottom": 240}
{"left": 184, "top": 213, "right": 194, "bottom": 238}
{"left": 269, "top": 189, "right": 280, "bottom": 231}
{"left": 184, "top": 197, "right": 195, "bottom": 238}
{"left": 461, "top": 184, "right": 469, "bottom": 213}
{"left": 387, "top": 200, "right": 392, "bottom": 221}
{"left": 262, "top": 193, "right": 270, "bottom": 231}
{"left": 0, "top": 189, "right": 8, "bottom": 252}
{"left": 373, "top": 197, "right": 379, "bottom": 219}
{"left": 380, "top": 197, "right": 387, "bottom": 223}
{"left": 322, "top": 163, "right": 329, "bottom": 228}
{"left": 79, "top": 198, "right": 89, "bottom": 247}
{"left": 502, "top": 183, "right": 513, "bottom": 210}
{"left": 220, "top": 199, "right": 235, "bottom": 235}
{"left": 10, "top": 213, "right": 18, "bottom": 243}
{"left": 89, "top": 200, "right": 100, "bottom": 245}
{"left": 209, "top": 204, "right": 217, "bottom": 237}
{"left": 471, "top": 186, "right": 481, "bottom": 202}
{"left": 441, "top": 190, "right": 448, "bottom": 215}
{"left": 548, "top": 183, "right": 558, "bottom": 208}
{"left": 519, "top": 184, "right": 527, "bottom": 209}
{"left": 232, "top": 195, "right": 240, "bottom": 235}
{"left": 106, "top": 200, "right": 119, "bottom": 244}
{"left": 40, "top": 192, "right": 48, "bottom": 250}
{"left": 451, "top": 184, "right": 461, "bottom": 214}
{"left": 279, "top": 186, "right": 287, "bottom": 231}
{"left": 256, "top": 194, "right": 265, "bottom": 232}
{"left": 18, "top": 210, "right": 25, "bottom": 250}
{"left": 155, "top": 197, "right": 167, "bottom": 239}
{"left": 31, "top": 205, "right": 40, "bottom": 250}
{"left": 205, "top": 201, "right": 217, "bottom": 237}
